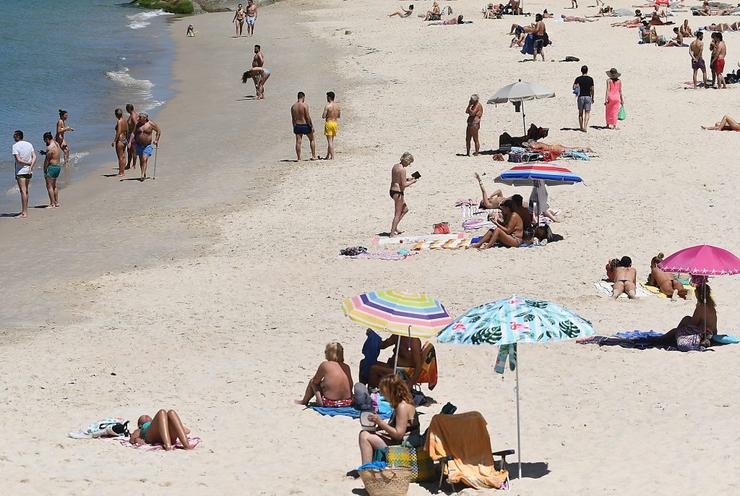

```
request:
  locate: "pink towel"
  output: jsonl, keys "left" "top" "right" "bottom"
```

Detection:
{"left": 107, "top": 436, "right": 201, "bottom": 451}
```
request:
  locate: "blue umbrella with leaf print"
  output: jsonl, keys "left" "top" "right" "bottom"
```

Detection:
{"left": 436, "top": 296, "right": 594, "bottom": 480}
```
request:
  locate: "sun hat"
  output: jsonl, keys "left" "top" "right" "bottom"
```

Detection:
{"left": 606, "top": 68, "right": 621, "bottom": 78}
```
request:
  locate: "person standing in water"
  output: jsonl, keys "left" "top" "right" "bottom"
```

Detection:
{"left": 134, "top": 112, "right": 161, "bottom": 181}
{"left": 42, "top": 132, "right": 62, "bottom": 208}
{"left": 125, "top": 104, "right": 139, "bottom": 171}
{"left": 321, "top": 91, "right": 341, "bottom": 160}
{"left": 246, "top": 0, "right": 258, "bottom": 37}
{"left": 11, "top": 130, "right": 36, "bottom": 218}
{"left": 232, "top": 3, "right": 245, "bottom": 37}
{"left": 113, "top": 108, "right": 128, "bottom": 177}
{"left": 290, "top": 92, "right": 317, "bottom": 161}
{"left": 55, "top": 109, "right": 74, "bottom": 166}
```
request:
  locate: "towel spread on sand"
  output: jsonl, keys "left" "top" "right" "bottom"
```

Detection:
{"left": 594, "top": 280, "right": 653, "bottom": 298}
{"left": 107, "top": 436, "right": 201, "bottom": 451}
{"left": 642, "top": 283, "right": 695, "bottom": 298}
{"left": 351, "top": 251, "right": 418, "bottom": 261}
{"left": 425, "top": 411, "right": 508, "bottom": 489}
{"left": 310, "top": 397, "right": 393, "bottom": 419}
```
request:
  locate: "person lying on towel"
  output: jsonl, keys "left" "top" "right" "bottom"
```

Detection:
{"left": 129, "top": 409, "right": 194, "bottom": 450}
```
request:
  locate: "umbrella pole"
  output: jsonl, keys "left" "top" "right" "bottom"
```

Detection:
{"left": 393, "top": 334, "right": 400, "bottom": 373}
{"left": 521, "top": 101, "right": 527, "bottom": 135}
{"left": 515, "top": 343, "right": 522, "bottom": 481}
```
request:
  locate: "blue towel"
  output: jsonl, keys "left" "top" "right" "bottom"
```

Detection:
{"left": 309, "top": 397, "right": 393, "bottom": 419}
{"left": 712, "top": 334, "right": 740, "bottom": 345}
{"left": 357, "top": 461, "right": 388, "bottom": 471}
{"left": 615, "top": 330, "right": 663, "bottom": 340}
{"left": 521, "top": 33, "right": 535, "bottom": 55}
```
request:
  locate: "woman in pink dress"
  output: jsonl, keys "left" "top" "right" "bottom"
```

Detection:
{"left": 604, "top": 68, "right": 624, "bottom": 129}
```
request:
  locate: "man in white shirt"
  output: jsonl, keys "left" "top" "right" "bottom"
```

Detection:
{"left": 12, "top": 130, "right": 36, "bottom": 218}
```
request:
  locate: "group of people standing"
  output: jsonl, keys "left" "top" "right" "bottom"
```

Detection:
{"left": 689, "top": 30, "right": 728, "bottom": 89}
{"left": 112, "top": 104, "right": 162, "bottom": 180}
{"left": 289, "top": 91, "right": 342, "bottom": 161}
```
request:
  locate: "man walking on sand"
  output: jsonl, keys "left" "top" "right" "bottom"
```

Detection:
{"left": 134, "top": 112, "right": 161, "bottom": 181}
{"left": 321, "top": 91, "right": 341, "bottom": 160}
{"left": 690, "top": 31, "right": 708, "bottom": 88}
{"left": 573, "top": 65, "right": 595, "bottom": 132}
{"left": 246, "top": 0, "right": 258, "bottom": 37}
{"left": 126, "top": 103, "right": 138, "bottom": 170}
{"left": 526, "top": 14, "right": 547, "bottom": 61}
{"left": 253, "top": 44, "right": 264, "bottom": 69}
{"left": 42, "top": 131, "right": 62, "bottom": 208}
{"left": 291, "top": 92, "right": 317, "bottom": 161}
{"left": 12, "top": 130, "right": 36, "bottom": 218}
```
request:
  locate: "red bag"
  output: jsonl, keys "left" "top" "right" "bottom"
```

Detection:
{"left": 433, "top": 223, "right": 450, "bottom": 234}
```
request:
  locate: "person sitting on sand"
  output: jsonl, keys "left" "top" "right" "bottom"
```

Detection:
{"left": 649, "top": 12, "right": 672, "bottom": 26}
{"left": 470, "top": 199, "right": 524, "bottom": 249}
{"left": 423, "top": 1, "right": 442, "bottom": 21}
{"left": 511, "top": 194, "right": 533, "bottom": 229}
{"left": 664, "top": 27, "right": 685, "bottom": 47}
{"left": 368, "top": 335, "right": 422, "bottom": 387}
{"left": 596, "top": 5, "right": 614, "bottom": 16}
{"left": 639, "top": 21, "right": 658, "bottom": 43}
{"left": 561, "top": 14, "right": 598, "bottom": 22}
{"left": 389, "top": 4, "right": 414, "bottom": 17}
{"left": 702, "top": 115, "right": 740, "bottom": 131}
{"left": 648, "top": 283, "right": 717, "bottom": 348}
{"left": 129, "top": 410, "right": 194, "bottom": 450}
{"left": 358, "top": 375, "right": 420, "bottom": 464}
{"left": 611, "top": 256, "right": 637, "bottom": 299}
{"left": 428, "top": 15, "right": 468, "bottom": 25}
{"left": 679, "top": 19, "right": 693, "bottom": 38}
{"left": 510, "top": 25, "right": 527, "bottom": 47}
{"left": 647, "top": 253, "right": 688, "bottom": 300}
{"left": 296, "top": 342, "right": 353, "bottom": 407}
{"left": 483, "top": 3, "right": 503, "bottom": 18}
{"left": 389, "top": 152, "right": 418, "bottom": 237}
{"left": 475, "top": 172, "right": 505, "bottom": 210}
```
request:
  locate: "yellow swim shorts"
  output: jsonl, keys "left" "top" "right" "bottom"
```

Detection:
{"left": 324, "top": 120, "right": 338, "bottom": 137}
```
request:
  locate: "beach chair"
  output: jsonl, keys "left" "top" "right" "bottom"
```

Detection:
{"left": 425, "top": 411, "right": 514, "bottom": 492}
{"left": 404, "top": 341, "right": 439, "bottom": 393}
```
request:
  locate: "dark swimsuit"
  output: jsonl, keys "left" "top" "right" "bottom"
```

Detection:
{"left": 390, "top": 190, "right": 404, "bottom": 199}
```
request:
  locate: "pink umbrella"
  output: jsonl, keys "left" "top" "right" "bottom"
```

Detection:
{"left": 659, "top": 245, "right": 740, "bottom": 277}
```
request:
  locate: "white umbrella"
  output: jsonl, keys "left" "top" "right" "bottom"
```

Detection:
{"left": 487, "top": 80, "right": 555, "bottom": 134}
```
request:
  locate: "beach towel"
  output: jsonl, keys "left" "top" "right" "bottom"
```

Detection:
{"left": 462, "top": 218, "right": 495, "bottom": 231}
{"left": 425, "top": 411, "right": 508, "bottom": 489}
{"left": 593, "top": 280, "right": 653, "bottom": 298}
{"left": 107, "top": 436, "right": 201, "bottom": 451}
{"left": 560, "top": 150, "right": 591, "bottom": 161}
{"left": 68, "top": 417, "right": 129, "bottom": 439}
{"left": 642, "top": 283, "right": 695, "bottom": 298}
{"left": 352, "top": 251, "right": 418, "bottom": 261}
{"left": 309, "top": 397, "right": 393, "bottom": 419}
{"left": 373, "top": 233, "right": 464, "bottom": 246}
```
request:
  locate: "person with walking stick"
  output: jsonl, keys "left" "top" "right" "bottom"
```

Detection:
{"left": 133, "top": 112, "right": 161, "bottom": 182}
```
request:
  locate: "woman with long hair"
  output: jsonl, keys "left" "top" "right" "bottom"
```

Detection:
{"left": 112, "top": 108, "right": 128, "bottom": 177}
{"left": 651, "top": 283, "right": 717, "bottom": 348}
{"left": 55, "top": 109, "right": 74, "bottom": 165}
{"left": 358, "top": 374, "right": 419, "bottom": 464}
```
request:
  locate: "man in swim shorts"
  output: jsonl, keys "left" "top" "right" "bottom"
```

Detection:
{"left": 290, "top": 92, "right": 317, "bottom": 161}
{"left": 321, "top": 91, "right": 341, "bottom": 160}
{"left": 573, "top": 65, "right": 595, "bottom": 132}
{"left": 246, "top": 0, "right": 258, "bottom": 36}
{"left": 126, "top": 104, "right": 139, "bottom": 170}
{"left": 689, "top": 31, "right": 707, "bottom": 88}
{"left": 42, "top": 131, "right": 62, "bottom": 208}
{"left": 12, "top": 130, "right": 36, "bottom": 218}
{"left": 232, "top": 4, "right": 245, "bottom": 37}
{"left": 711, "top": 32, "right": 727, "bottom": 88}
{"left": 134, "top": 112, "right": 161, "bottom": 181}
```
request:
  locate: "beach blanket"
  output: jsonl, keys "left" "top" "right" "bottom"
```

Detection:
{"left": 642, "top": 283, "right": 695, "bottom": 298}
{"left": 350, "top": 251, "right": 418, "bottom": 261}
{"left": 577, "top": 331, "right": 738, "bottom": 349}
{"left": 107, "top": 436, "right": 201, "bottom": 451}
{"left": 462, "top": 218, "right": 495, "bottom": 231}
{"left": 373, "top": 233, "right": 465, "bottom": 246}
{"left": 593, "top": 280, "right": 653, "bottom": 298}
{"left": 560, "top": 150, "right": 591, "bottom": 161}
{"left": 411, "top": 238, "right": 471, "bottom": 251}
{"left": 310, "top": 397, "right": 393, "bottom": 419}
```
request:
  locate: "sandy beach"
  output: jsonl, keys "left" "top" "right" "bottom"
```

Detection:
{"left": 1, "top": 1, "right": 739, "bottom": 494}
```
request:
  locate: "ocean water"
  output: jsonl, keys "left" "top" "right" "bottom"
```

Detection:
{"left": 0, "top": 1, "right": 175, "bottom": 210}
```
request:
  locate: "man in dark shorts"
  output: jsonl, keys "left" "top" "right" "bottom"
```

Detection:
{"left": 290, "top": 92, "right": 317, "bottom": 161}
{"left": 690, "top": 31, "right": 707, "bottom": 88}
{"left": 573, "top": 65, "right": 595, "bottom": 132}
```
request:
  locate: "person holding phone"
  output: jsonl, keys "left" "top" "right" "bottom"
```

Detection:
{"left": 389, "top": 152, "right": 418, "bottom": 237}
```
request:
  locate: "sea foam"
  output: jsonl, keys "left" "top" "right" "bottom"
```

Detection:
{"left": 127, "top": 10, "right": 172, "bottom": 30}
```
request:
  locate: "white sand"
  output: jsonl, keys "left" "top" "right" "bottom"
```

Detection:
{"left": 0, "top": 1, "right": 739, "bottom": 494}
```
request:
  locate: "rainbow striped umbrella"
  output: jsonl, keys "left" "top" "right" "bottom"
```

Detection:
{"left": 495, "top": 163, "right": 582, "bottom": 187}
{"left": 342, "top": 290, "right": 452, "bottom": 339}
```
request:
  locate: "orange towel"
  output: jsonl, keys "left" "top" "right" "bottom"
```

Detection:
{"left": 424, "top": 411, "right": 508, "bottom": 489}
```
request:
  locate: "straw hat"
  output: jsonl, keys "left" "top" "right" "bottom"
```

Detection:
{"left": 606, "top": 68, "right": 621, "bottom": 79}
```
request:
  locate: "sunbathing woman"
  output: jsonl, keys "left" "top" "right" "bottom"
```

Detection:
{"left": 561, "top": 14, "right": 597, "bottom": 22}
{"left": 647, "top": 253, "right": 688, "bottom": 299}
{"left": 470, "top": 199, "right": 523, "bottom": 249}
{"left": 702, "top": 115, "right": 740, "bottom": 131}
{"left": 129, "top": 410, "right": 194, "bottom": 450}
{"left": 358, "top": 375, "right": 420, "bottom": 464}
{"left": 389, "top": 4, "right": 414, "bottom": 17}
{"left": 648, "top": 283, "right": 717, "bottom": 348}
{"left": 296, "top": 342, "right": 353, "bottom": 407}
{"left": 611, "top": 256, "right": 637, "bottom": 299}
{"left": 475, "top": 172, "right": 505, "bottom": 210}
{"left": 428, "top": 15, "right": 468, "bottom": 26}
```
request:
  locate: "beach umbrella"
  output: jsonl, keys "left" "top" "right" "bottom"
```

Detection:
{"left": 487, "top": 80, "right": 555, "bottom": 133}
{"left": 437, "top": 296, "right": 594, "bottom": 480}
{"left": 659, "top": 245, "right": 740, "bottom": 328}
{"left": 342, "top": 290, "right": 452, "bottom": 369}
{"left": 495, "top": 164, "right": 582, "bottom": 219}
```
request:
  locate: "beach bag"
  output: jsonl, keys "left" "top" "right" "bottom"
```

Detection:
{"left": 618, "top": 106, "right": 626, "bottom": 121}
{"left": 359, "top": 466, "right": 412, "bottom": 496}
{"left": 386, "top": 446, "right": 436, "bottom": 483}
{"left": 433, "top": 222, "right": 450, "bottom": 234}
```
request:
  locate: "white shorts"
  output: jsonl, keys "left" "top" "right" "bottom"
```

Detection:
{"left": 247, "top": 16, "right": 256, "bottom": 26}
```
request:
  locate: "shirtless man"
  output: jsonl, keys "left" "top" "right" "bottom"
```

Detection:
{"left": 611, "top": 256, "right": 637, "bottom": 299}
{"left": 712, "top": 32, "right": 727, "bottom": 89}
{"left": 367, "top": 336, "right": 422, "bottom": 388}
{"left": 232, "top": 4, "right": 245, "bottom": 37}
{"left": 55, "top": 109, "right": 74, "bottom": 166}
{"left": 321, "top": 91, "right": 341, "bottom": 160}
{"left": 125, "top": 104, "right": 139, "bottom": 170}
{"left": 525, "top": 14, "right": 547, "bottom": 61}
{"left": 295, "top": 342, "right": 353, "bottom": 407}
{"left": 679, "top": 19, "right": 693, "bottom": 38}
{"left": 246, "top": 0, "right": 258, "bottom": 36}
{"left": 664, "top": 27, "right": 684, "bottom": 47}
{"left": 42, "top": 132, "right": 62, "bottom": 208}
{"left": 389, "top": 152, "right": 418, "bottom": 237}
{"left": 252, "top": 44, "right": 264, "bottom": 69}
{"left": 648, "top": 254, "right": 688, "bottom": 300}
{"left": 290, "top": 92, "right": 317, "bottom": 161}
{"left": 133, "top": 112, "right": 161, "bottom": 181}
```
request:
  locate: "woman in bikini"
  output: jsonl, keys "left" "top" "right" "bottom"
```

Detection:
{"left": 129, "top": 409, "right": 194, "bottom": 450}
{"left": 55, "top": 109, "right": 74, "bottom": 165}
{"left": 475, "top": 172, "right": 505, "bottom": 210}
{"left": 295, "top": 342, "right": 353, "bottom": 407}
{"left": 112, "top": 108, "right": 128, "bottom": 177}
{"left": 389, "top": 152, "right": 418, "bottom": 237}
{"left": 702, "top": 115, "right": 740, "bottom": 131}
{"left": 648, "top": 253, "right": 688, "bottom": 299}
{"left": 358, "top": 374, "right": 419, "bottom": 464}
{"left": 470, "top": 199, "right": 523, "bottom": 250}
{"left": 611, "top": 256, "right": 637, "bottom": 299}
{"left": 648, "top": 283, "right": 717, "bottom": 348}
{"left": 241, "top": 67, "right": 271, "bottom": 100}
